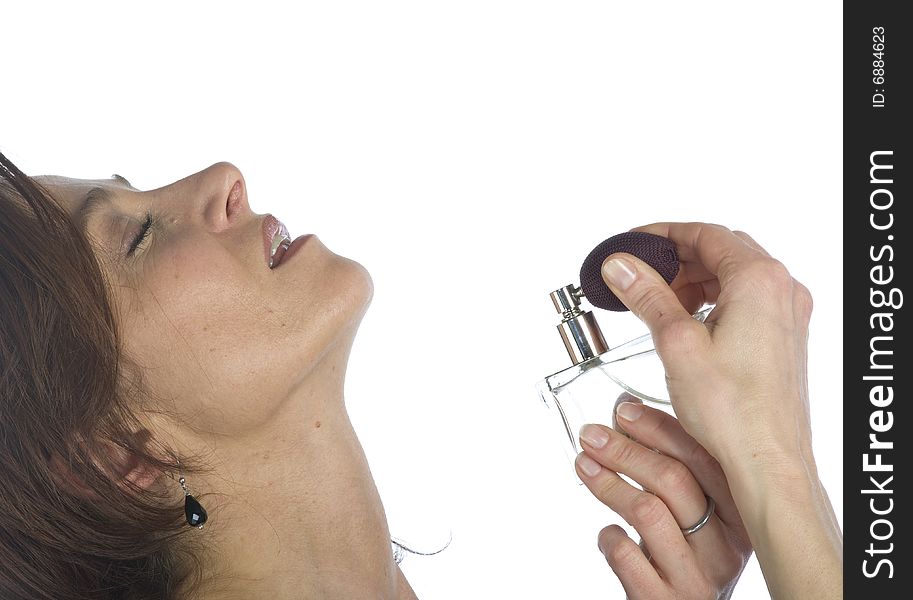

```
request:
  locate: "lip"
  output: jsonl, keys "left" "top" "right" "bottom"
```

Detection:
{"left": 261, "top": 214, "right": 291, "bottom": 268}
{"left": 275, "top": 234, "right": 314, "bottom": 268}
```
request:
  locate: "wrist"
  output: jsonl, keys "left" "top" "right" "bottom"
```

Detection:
{"left": 717, "top": 440, "right": 843, "bottom": 600}
{"left": 716, "top": 434, "right": 833, "bottom": 537}
{"left": 715, "top": 431, "right": 820, "bottom": 504}
{"left": 711, "top": 415, "right": 815, "bottom": 477}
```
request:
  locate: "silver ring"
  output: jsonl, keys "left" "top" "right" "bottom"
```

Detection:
{"left": 681, "top": 494, "right": 715, "bottom": 536}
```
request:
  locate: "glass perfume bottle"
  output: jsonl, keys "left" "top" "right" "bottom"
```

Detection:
{"left": 536, "top": 284, "right": 710, "bottom": 465}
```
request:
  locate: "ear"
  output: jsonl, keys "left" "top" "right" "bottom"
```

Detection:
{"left": 49, "top": 429, "right": 164, "bottom": 499}
{"left": 100, "top": 429, "right": 165, "bottom": 493}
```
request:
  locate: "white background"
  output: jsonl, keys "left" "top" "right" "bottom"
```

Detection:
{"left": 4, "top": 2, "right": 841, "bottom": 598}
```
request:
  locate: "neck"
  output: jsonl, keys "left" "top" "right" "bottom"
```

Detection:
{"left": 178, "top": 336, "right": 413, "bottom": 599}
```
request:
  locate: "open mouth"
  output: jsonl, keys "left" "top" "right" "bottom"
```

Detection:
{"left": 263, "top": 214, "right": 292, "bottom": 269}
{"left": 270, "top": 229, "right": 291, "bottom": 268}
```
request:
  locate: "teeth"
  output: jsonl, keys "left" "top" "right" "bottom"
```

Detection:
{"left": 269, "top": 230, "right": 291, "bottom": 269}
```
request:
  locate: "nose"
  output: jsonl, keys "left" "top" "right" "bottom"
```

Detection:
{"left": 166, "top": 162, "right": 249, "bottom": 233}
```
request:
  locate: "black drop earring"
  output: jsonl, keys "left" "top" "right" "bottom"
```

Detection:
{"left": 179, "top": 476, "right": 208, "bottom": 529}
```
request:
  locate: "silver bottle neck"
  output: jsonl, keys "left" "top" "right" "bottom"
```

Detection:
{"left": 550, "top": 285, "right": 608, "bottom": 365}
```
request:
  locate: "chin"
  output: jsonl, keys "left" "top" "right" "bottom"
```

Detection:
{"left": 335, "top": 254, "right": 374, "bottom": 322}
{"left": 296, "top": 236, "right": 374, "bottom": 323}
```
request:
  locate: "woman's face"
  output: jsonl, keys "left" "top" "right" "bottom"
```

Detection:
{"left": 38, "top": 163, "right": 372, "bottom": 437}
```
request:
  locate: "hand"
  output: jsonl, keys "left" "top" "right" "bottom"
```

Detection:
{"left": 598, "top": 223, "right": 842, "bottom": 600}
{"left": 576, "top": 396, "right": 751, "bottom": 600}
{"left": 598, "top": 223, "right": 813, "bottom": 471}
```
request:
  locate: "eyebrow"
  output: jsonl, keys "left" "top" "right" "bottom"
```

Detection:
{"left": 75, "top": 175, "right": 133, "bottom": 229}
{"left": 76, "top": 187, "right": 114, "bottom": 229}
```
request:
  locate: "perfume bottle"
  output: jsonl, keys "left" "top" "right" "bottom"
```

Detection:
{"left": 536, "top": 283, "right": 710, "bottom": 464}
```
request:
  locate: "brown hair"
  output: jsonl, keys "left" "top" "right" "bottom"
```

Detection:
{"left": 0, "top": 151, "right": 207, "bottom": 599}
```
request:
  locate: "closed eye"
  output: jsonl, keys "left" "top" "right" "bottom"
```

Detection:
{"left": 128, "top": 213, "right": 154, "bottom": 256}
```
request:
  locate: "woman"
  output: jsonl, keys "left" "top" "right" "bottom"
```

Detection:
{"left": 0, "top": 151, "right": 835, "bottom": 599}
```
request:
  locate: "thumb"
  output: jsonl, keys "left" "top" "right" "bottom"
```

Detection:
{"left": 601, "top": 253, "right": 709, "bottom": 366}
{"left": 612, "top": 392, "right": 642, "bottom": 437}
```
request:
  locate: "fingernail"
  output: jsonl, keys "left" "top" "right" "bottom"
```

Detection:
{"left": 616, "top": 401, "right": 645, "bottom": 422}
{"left": 576, "top": 453, "right": 603, "bottom": 477}
{"left": 602, "top": 257, "right": 636, "bottom": 291}
{"left": 597, "top": 532, "right": 609, "bottom": 555}
{"left": 579, "top": 424, "right": 609, "bottom": 449}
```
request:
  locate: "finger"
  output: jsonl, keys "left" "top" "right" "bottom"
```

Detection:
{"left": 635, "top": 222, "right": 802, "bottom": 328}
{"left": 669, "top": 258, "right": 718, "bottom": 291}
{"left": 575, "top": 453, "right": 701, "bottom": 586}
{"left": 732, "top": 226, "right": 813, "bottom": 329}
{"left": 667, "top": 260, "right": 721, "bottom": 312}
{"left": 596, "top": 525, "right": 666, "bottom": 599}
{"left": 631, "top": 222, "right": 767, "bottom": 286}
{"left": 601, "top": 252, "right": 711, "bottom": 376}
{"left": 613, "top": 402, "right": 742, "bottom": 532}
{"left": 791, "top": 278, "right": 813, "bottom": 404}
{"left": 792, "top": 278, "right": 814, "bottom": 328}
{"left": 732, "top": 230, "right": 771, "bottom": 256}
{"left": 579, "top": 423, "right": 707, "bottom": 529}
{"left": 672, "top": 280, "right": 721, "bottom": 314}
{"left": 612, "top": 393, "right": 642, "bottom": 436}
